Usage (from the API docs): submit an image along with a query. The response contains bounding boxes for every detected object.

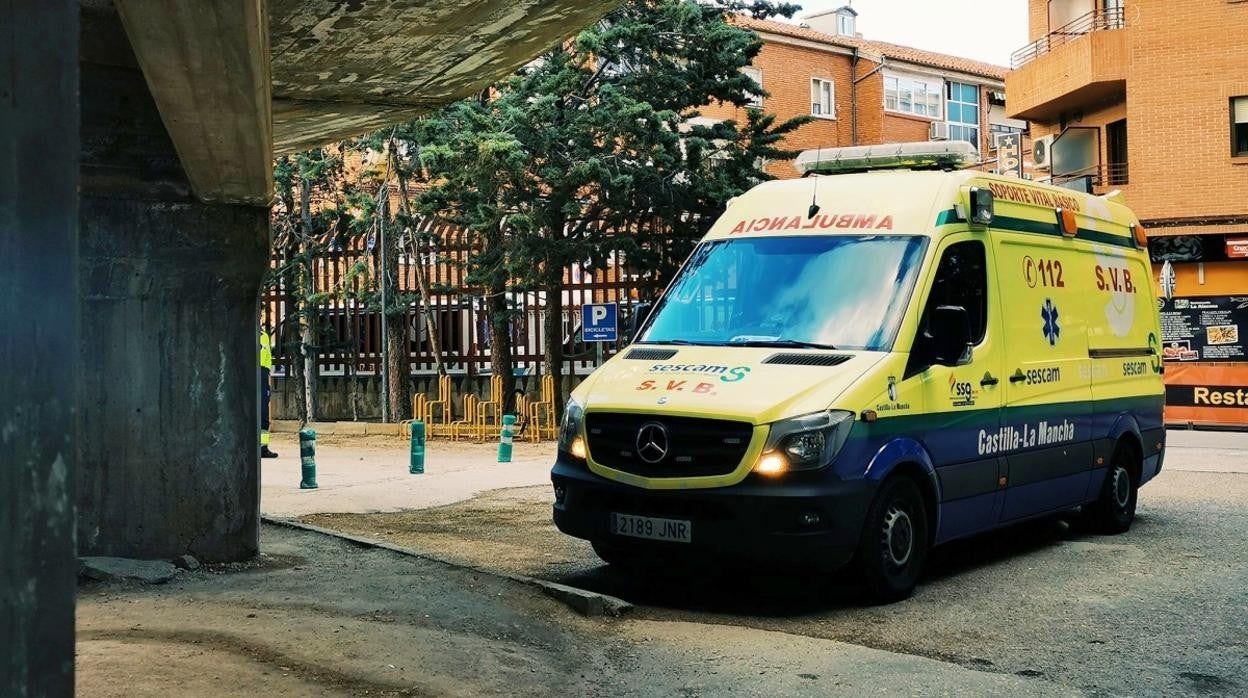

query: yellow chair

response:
[451,393,481,441]
[399,392,429,438]
[421,374,453,438]
[527,375,558,443]
[476,375,503,442]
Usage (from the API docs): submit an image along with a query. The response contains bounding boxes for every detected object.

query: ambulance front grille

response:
[762,353,853,366]
[585,413,753,478]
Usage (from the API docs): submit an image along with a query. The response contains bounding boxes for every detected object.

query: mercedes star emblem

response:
[635,422,670,464]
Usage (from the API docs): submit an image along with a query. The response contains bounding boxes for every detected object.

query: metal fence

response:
[1050,161,1129,189]
[262,217,698,379]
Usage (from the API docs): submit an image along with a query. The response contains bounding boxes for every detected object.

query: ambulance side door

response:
[905,233,1005,542]
[994,234,1095,522]
[1088,245,1167,491]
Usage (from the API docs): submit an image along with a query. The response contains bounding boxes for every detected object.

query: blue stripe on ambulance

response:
[826,395,1163,544]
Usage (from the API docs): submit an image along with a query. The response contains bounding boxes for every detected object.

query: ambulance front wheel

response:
[592,539,653,572]
[855,476,929,604]
[1087,446,1139,534]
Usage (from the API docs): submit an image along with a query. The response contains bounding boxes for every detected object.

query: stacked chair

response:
[526,374,558,443]
[421,374,453,438]
[450,393,481,441]
[398,373,565,443]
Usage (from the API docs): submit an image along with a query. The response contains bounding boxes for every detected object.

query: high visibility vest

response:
[259,330,273,370]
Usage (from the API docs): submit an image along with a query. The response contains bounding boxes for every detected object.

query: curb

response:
[270,420,404,436]
[261,515,632,618]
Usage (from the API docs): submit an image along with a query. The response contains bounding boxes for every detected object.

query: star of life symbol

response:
[1042,298,1061,346]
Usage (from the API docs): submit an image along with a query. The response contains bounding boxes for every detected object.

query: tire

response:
[855,476,929,603]
[1087,446,1138,534]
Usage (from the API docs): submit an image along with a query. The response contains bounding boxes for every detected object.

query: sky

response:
[791,0,1029,67]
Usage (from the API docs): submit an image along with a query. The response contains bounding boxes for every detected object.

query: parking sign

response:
[582,302,618,342]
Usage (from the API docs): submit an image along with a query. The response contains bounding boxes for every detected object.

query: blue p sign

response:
[582,303,618,342]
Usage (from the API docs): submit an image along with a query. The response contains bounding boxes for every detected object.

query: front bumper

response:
[551,456,876,571]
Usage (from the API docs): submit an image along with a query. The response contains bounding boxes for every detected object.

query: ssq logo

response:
[949,375,977,407]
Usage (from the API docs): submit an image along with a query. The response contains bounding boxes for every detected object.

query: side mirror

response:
[626,301,654,343]
[928,305,973,366]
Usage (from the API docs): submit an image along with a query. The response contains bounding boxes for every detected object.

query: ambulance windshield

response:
[638,235,927,352]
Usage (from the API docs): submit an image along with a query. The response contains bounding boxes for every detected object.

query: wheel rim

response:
[882,504,914,568]
[1112,466,1131,509]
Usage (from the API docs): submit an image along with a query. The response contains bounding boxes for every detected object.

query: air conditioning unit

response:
[928,121,950,141]
[1033,134,1055,171]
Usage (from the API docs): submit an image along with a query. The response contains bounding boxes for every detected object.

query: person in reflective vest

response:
[260,327,278,458]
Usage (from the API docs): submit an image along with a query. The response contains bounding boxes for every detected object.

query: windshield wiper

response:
[636,339,725,347]
[727,339,840,350]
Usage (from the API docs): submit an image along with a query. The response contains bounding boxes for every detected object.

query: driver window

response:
[922,240,988,344]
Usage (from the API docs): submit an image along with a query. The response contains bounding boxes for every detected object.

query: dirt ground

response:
[76,524,1060,697]
[302,466,1248,697]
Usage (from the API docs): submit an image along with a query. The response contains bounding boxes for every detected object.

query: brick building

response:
[1007,0,1248,427]
[702,6,1030,179]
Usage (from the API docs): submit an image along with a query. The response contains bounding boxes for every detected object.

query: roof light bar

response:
[795,141,982,175]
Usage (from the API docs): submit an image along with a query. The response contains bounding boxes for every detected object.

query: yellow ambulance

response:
[551,142,1166,601]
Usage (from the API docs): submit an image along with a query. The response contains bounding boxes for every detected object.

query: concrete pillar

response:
[0,1,79,694]
[77,21,269,562]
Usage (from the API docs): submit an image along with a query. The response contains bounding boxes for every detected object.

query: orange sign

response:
[1226,238,1248,258]
[1164,363,1248,427]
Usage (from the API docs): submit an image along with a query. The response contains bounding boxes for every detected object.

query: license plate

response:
[610,513,692,543]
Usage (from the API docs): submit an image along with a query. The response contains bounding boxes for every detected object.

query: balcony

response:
[1050,162,1130,192]
[1005,8,1128,122]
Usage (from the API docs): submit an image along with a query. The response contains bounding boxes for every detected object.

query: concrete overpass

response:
[2,0,615,693]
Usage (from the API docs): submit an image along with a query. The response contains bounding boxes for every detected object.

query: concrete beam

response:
[113,0,273,205]
[1,0,79,694]
[269,0,619,154]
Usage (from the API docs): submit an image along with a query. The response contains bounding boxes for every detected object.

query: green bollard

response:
[498,414,516,463]
[299,428,318,489]
[410,421,425,474]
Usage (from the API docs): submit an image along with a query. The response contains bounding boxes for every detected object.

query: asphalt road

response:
[304,430,1248,697]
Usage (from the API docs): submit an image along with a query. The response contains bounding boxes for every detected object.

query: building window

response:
[837,13,855,36]
[1107,118,1129,184]
[1234,97,1248,157]
[1103,0,1125,29]
[811,78,835,118]
[884,73,942,119]
[946,81,980,148]
[742,67,763,109]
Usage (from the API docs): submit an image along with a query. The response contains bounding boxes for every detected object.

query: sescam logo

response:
[649,364,751,383]
[978,419,1076,456]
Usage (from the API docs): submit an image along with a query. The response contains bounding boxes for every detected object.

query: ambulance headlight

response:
[558,398,587,463]
[756,410,855,474]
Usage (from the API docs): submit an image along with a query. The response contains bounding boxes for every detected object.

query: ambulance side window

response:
[923,241,987,343]
[908,240,988,375]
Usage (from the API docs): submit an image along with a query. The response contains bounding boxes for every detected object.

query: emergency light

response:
[794,141,981,175]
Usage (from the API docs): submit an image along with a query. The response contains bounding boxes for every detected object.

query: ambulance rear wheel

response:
[1088,447,1138,534]
[855,476,929,603]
